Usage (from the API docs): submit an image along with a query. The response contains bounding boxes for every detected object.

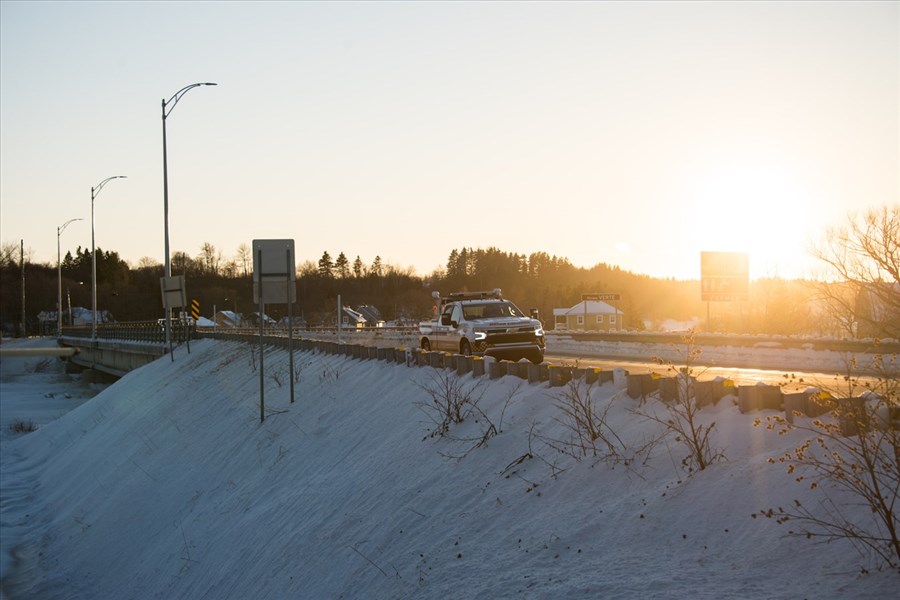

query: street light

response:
[161,82,216,354]
[57,218,82,336]
[91,175,126,339]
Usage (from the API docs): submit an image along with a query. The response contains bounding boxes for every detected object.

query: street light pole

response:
[161,82,216,355]
[57,218,82,336]
[91,176,126,339]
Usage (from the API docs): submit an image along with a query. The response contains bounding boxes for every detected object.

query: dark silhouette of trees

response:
[1,240,859,337]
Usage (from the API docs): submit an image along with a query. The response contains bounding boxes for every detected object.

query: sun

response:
[688,160,816,279]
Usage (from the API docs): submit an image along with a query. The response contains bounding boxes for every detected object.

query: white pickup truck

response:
[419,289,545,364]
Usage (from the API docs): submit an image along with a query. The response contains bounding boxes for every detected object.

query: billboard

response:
[700,251,749,302]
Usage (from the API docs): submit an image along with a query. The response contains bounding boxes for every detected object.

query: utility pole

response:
[20,240,25,337]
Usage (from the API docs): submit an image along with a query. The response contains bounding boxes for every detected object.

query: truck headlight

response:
[534,326,544,337]
[474,331,487,341]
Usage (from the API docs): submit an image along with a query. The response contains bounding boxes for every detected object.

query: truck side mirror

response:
[530,308,540,320]
[450,320,459,328]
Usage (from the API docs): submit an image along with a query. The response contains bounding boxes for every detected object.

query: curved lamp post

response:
[91,175,126,339]
[162,82,216,355]
[57,217,82,336]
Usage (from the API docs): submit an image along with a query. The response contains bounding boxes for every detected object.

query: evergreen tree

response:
[335,252,350,278]
[318,251,334,278]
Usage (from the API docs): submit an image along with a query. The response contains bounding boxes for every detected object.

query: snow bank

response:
[0,339,894,598]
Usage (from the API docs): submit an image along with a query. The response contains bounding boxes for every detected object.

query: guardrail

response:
[62,321,899,356]
[60,322,196,344]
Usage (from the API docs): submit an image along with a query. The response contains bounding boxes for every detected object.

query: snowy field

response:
[0,337,896,599]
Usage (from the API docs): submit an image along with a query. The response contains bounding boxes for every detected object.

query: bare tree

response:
[1,242,20,267]
[811,205,899,339]
[136,256,160,270]
[236,243,252,277]
[198,242,221,275]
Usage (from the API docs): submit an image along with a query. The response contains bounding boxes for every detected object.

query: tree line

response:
[1,206,896,338]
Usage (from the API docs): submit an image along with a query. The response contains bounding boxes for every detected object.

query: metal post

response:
[287,248,295,404]
[259,248,265,423]
[91,188,96,339]
[161,82,216,358]
[20,240,25,338]
[57,228,62,336]
[337,294,342,343]
[162,97,172,357]
[90,176,125,340]
[57,218,81,337]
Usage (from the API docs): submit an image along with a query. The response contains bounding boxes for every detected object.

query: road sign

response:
[700,251,749,302]
[160,276,187,309]
[252,239,296,304]
[582,293,620,301]
[191,299,200,320]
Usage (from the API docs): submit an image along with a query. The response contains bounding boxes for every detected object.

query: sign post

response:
[160,275,189,359]
[253,239,297,422]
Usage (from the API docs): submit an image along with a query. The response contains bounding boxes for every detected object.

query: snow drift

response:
[0,339,895,599]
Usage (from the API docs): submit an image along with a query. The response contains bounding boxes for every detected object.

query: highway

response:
[544,352,868,394]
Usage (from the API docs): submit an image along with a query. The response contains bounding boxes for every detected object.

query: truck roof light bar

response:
[444,289,503,302]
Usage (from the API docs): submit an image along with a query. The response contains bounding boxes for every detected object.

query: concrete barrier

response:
[428,351,444,368]
[783,391,810,424]
[488,360,505,379]
[738,385,782,413]
[472,357,485,377]
[506,361,527,379]
[456,355,472,376]
[626,373,659,399]
[549,365,572,387]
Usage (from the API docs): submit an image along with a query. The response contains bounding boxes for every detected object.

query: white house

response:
[553,300,622,332]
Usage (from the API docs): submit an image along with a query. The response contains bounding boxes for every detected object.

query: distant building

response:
[553,300,622,332]
[341,306,367,329]
[214,310,242,328]
[355,305,385,328]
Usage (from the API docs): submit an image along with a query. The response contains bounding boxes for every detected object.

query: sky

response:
[0,1,897,281]
[1,337,896,598]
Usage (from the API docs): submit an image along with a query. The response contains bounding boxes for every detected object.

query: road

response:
[545,352,877,394]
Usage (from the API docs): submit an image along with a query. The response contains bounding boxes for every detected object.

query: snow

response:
[547,334,883,375]
[0,337,896,599]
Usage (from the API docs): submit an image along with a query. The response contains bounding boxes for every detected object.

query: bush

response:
[9,420,38,433]
[754,351,899,570]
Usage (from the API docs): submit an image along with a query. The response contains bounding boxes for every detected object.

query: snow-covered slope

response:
[1,339,895,599]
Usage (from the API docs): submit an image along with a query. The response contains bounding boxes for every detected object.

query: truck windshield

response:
[463,302,525,320]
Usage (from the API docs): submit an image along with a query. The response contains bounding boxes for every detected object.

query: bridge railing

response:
[61,321,196,344]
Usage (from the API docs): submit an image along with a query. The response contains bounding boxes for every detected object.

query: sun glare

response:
[689,160,815,279]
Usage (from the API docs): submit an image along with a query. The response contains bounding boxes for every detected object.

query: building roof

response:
[342,306,367,324]
[553,300,620,316]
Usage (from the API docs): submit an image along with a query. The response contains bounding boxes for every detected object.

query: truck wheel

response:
[421,339,431,351]
[460,340,472,356]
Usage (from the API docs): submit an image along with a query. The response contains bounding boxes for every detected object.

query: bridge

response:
[55,321,194,378]
[46,322,898,380]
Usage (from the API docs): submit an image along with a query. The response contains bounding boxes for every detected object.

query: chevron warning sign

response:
[191,299,200,320]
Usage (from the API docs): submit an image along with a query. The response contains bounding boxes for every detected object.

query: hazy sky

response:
[1,1,897,280]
